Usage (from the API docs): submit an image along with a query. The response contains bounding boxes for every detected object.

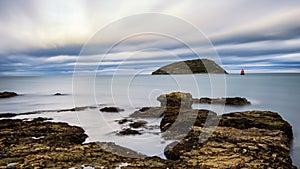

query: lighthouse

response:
[240,69,245,75]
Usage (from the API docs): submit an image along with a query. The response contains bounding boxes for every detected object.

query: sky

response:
[1,0,300,75]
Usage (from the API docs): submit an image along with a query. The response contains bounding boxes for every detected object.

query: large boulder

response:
[157,92,193,109]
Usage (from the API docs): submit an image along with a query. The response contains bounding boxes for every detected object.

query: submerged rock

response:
[115,118,133,124]
[0,91,18,98]
[117,128,142,135]
[129,121,147,128]
[197,97,251,106]
[130,107,163,118]
[0,106,97,118]
[100,107,124,112]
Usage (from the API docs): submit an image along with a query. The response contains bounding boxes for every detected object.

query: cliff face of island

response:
[152,59,228,75]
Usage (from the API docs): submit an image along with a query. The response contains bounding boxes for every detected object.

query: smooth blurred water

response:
[0,74,299,166]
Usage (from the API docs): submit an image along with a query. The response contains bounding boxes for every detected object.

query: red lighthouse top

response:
[240,69,245,75]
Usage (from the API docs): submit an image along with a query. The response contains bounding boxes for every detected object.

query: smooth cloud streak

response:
[0,0,300,75]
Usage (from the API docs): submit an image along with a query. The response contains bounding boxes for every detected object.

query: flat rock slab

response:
[130,107,163,118]
[195,97,251,106]
[167,126,295,169]
[0,118,169,168]
[163,110,296,168]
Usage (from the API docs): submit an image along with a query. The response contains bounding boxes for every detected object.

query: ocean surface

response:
[0,74,299,166]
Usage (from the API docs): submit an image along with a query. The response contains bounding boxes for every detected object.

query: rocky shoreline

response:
[0,92,297,168]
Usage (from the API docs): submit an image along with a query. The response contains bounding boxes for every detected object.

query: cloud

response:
[1,0,300,75]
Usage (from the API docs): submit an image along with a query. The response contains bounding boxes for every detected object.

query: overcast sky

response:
[1,0,300,75]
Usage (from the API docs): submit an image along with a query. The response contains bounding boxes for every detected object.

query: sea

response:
[0,73,299,167]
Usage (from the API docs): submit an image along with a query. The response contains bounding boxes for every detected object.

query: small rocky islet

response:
[100,107,124,113]
[0,92,296,168]
[0,91,18,98]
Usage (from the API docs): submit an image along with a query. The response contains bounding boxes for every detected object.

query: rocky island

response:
[152,59,228,75]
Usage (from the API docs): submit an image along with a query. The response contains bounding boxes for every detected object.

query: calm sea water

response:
[0,74,299,166]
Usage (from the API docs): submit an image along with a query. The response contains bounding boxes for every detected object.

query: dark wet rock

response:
[100,107,124,112]
[167,126,296,169]
[0,91,18,98]
[0,113,17,118]
[196,97,251,106]
[117,128,142,135]
[1,106,97,118]
[152,58,228,75]
[130,92,194,119]
[115,118,133,124]
[157,92,193,109]
[160,108,217,133]
[130,107,163,118]
[163,110,296,168]
[0,118,169,168]
[129,121,147,128]
[57,106,97,112]
[125,91,296,168]
[53,93,69,96]
[31,117,52,122]
[0,118,88,148]
[164,132,202,160]
[219,111,293,140]
[97,142,147,158]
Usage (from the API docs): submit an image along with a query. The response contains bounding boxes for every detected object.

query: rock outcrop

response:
[0,106,97,118]
[0,91,18,98]
[157,92,193,108]
[152,59,228,75]
[1,91,295,168]
[127,91,296,168]
[0,118,169,168]
[196,97,251,106]
[100,107,124,112]
[130,107,163,118]
[166,125,296,168]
